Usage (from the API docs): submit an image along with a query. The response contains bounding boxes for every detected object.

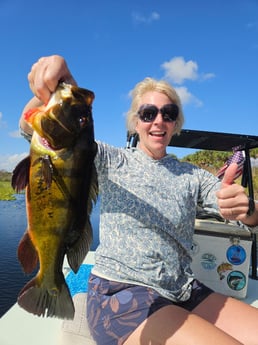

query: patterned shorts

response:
[87,273,213,345]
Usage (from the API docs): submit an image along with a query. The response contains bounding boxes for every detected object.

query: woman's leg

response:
[193,292,258,345]
[123,303,242,345]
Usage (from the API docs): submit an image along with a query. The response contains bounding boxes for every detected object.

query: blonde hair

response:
[126,77,184,136]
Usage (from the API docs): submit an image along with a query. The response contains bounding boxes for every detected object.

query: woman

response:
[20,55,258,345]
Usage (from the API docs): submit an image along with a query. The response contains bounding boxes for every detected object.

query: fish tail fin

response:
[18,231,39,274]
[18,275,75,319]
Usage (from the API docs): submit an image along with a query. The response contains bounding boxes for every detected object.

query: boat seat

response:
[57,292,96,345]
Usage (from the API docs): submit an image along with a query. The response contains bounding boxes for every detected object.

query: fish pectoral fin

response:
[67,219,93,273]
[18,275,75,319]
[11,156,31,192]
[40,155,54,189]
[18,231,38,274]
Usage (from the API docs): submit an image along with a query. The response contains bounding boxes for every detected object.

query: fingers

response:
[220,163,238,188]
[216,180,249,221]
[218,196,249,221]
[28,55,77,104]
[216,162,250,220]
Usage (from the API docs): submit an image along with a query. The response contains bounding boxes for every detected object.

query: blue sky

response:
[0,0,258,171]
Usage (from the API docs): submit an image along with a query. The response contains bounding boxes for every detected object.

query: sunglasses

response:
[137,103,179,123]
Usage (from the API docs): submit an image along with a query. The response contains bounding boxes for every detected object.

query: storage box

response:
[191,219,252,299]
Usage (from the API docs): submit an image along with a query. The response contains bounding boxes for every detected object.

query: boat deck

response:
[1,251,258,345]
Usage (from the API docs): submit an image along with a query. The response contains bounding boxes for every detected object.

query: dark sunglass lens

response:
[161,104,179,122]
[139,105,158,122]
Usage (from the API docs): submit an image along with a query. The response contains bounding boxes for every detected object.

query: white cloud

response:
[0,153,28,172]
[132,11,160,24]
[201,72,215,81]
[160,56,215,107]
[175,86,203,107]
[9,130,22,138]
[161,56,215,85]
[161,57,198,84]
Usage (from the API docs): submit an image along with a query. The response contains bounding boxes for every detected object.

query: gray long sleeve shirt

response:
[92,142,220,302]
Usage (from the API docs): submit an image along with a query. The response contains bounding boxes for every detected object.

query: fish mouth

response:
[35,134,55,152]
[37,133,69,152]
[40,137,53,150]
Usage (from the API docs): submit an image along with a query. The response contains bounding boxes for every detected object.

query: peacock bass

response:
[12,83,98,319]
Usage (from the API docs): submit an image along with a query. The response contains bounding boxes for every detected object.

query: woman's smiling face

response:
[135,91,177,160]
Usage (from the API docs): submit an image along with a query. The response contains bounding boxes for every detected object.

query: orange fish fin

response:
[24,108,39,121]
[24,107,45,124]
[18,275,75,319]
[67,219,93,273]
[11,156,30,192]
[17,231,38,274]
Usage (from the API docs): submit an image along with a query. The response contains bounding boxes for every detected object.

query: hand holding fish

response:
[28,55,77,104]
[20,56,78,137]
[216,163,256,222]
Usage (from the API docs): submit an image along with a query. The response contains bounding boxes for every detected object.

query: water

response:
[0,195,100,318]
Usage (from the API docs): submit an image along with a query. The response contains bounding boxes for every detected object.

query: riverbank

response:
[0,181,16,200]
[0,170,17,201]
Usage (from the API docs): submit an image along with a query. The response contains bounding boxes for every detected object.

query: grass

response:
[0,181,16,200]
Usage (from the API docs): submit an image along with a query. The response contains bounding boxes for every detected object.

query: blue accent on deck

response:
[66,264,93,297]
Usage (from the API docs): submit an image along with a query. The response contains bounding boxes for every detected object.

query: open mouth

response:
[149,131,166,137]
[39,137,54,150]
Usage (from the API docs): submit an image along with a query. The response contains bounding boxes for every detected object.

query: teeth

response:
[40,137,53,150]
[150,131,165,136]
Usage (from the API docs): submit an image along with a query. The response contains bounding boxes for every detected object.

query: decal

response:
[226,245,246,265]
[200,253,217,270]
[227,271,246,291]
[217,262,233,280]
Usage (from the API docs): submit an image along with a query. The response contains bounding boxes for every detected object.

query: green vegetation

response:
[0,180,16,200]
[0,170,19,200]
[0,170,12,182]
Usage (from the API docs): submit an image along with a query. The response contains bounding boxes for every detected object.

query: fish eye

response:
[79,116,87,127]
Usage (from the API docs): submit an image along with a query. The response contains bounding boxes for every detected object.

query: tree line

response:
[181,148,258,199]
[0,170,12,182]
